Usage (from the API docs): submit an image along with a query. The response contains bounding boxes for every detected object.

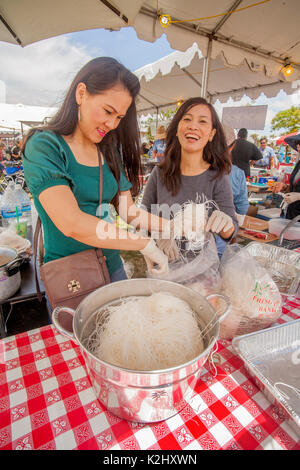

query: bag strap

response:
[34,146,104,299]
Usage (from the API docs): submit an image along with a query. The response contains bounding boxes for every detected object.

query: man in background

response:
[231,128,262,178]
[11,139,22,161]
[254,137,276,169]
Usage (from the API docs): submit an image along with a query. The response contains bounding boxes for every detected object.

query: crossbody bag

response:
[34,147,110,310]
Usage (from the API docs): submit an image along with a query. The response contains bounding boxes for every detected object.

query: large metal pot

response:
[0,245,24,300]
[52,279,231,423]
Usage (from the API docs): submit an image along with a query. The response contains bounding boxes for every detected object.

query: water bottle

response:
[0,182,22,228]
[14,184,32,226]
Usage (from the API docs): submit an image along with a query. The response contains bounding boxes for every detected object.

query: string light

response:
[159,14,171,27]
[176,100,183,107]
[157,0,271,28]
[282,64,294,77]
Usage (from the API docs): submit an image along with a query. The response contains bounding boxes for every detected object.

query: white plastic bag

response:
[149,232,221,297]
[219,244,282,339]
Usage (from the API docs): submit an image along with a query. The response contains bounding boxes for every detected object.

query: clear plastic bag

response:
[219,244,282,339]
[149,232,221,297]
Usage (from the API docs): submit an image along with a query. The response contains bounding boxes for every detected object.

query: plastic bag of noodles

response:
[219,244,282,339]
[148,231,221,298]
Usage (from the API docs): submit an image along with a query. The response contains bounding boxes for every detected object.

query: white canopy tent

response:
[135,42,300,116]
[0,103,57,136]
[1,0,300,100]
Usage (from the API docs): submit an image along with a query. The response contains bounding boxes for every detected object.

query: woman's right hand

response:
[140,238,169,275]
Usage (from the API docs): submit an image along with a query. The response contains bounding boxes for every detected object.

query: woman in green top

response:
[22,57,172,282]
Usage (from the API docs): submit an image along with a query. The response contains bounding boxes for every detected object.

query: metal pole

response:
[201,37,213,99]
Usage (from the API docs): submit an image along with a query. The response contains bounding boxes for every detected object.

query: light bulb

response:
[282,64,294,77]
[159,14,171,27]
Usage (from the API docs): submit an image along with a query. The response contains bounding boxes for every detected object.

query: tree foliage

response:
[271,106,300,134]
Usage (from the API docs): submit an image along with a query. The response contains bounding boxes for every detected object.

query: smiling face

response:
[76,83,132,144]
[176,104,216,156]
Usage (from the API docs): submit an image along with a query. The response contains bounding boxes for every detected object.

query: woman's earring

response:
[78,106,81,121]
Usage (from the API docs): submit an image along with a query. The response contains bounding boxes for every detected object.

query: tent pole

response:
[201,37,213,99]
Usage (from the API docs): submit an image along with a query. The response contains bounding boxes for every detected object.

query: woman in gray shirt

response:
[142,97,238,257]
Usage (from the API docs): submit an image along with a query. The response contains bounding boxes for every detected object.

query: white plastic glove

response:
[205,210,234,234]
[140,238,169,275]
[156,238,180,262]
[284,192,300,204]
[235,212,246,227]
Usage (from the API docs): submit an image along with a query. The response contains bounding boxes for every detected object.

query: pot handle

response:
[4,255,26,276]
[205,293,231,323]
[52,306,76,341]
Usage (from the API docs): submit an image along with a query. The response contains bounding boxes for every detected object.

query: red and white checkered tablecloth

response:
[0,297,299,451]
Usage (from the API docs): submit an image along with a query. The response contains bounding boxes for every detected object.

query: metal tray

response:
[232,320,300,438]
[244,242,300,296]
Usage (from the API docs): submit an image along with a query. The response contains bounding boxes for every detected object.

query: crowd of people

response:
[0,138,22,166]
[18,56,299,313]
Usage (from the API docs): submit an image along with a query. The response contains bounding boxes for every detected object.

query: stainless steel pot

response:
[0,245,24,300]
[52,279,231,423]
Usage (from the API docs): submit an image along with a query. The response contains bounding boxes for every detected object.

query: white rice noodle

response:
[172,197,218,252]
[88,292,204,371]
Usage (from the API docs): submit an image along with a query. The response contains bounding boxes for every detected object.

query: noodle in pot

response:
[86,292,204,370]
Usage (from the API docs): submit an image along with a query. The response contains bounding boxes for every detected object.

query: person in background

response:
[272,141,300,219]
[0,142,5,172]
[278,144,285,163]
[152,125,167,163]
[11,139,22,161]
[147,140,154,158]
[142,97,238,260]
[215,126,249,257]
[231,128,262,177]
[141,142,149,155]
[0,141,4,162]
[254,137,276,169]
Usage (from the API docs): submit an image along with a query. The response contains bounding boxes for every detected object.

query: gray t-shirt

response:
[142,166,238,236]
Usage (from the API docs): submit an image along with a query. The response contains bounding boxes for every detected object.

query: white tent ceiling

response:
[0,0,144,46]
[135,42,300,115]
[134,0,300,80]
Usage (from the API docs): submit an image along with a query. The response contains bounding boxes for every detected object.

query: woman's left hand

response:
[284,192,300,204]
[205,210,234,234]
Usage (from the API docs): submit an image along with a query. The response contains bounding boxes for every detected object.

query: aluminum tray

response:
[232,320,300,438]
[244,242,300,296]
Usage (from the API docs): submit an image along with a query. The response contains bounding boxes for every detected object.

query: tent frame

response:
[140,0,300,97]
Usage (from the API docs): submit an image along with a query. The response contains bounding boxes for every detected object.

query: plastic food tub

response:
[268,218,300,240]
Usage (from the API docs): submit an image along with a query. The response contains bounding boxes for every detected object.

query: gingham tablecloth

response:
[0,297,299,451]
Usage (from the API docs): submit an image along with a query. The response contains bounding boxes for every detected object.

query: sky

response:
[0,26,299,137]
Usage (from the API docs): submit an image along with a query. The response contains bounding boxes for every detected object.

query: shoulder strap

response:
[34,146,104,299]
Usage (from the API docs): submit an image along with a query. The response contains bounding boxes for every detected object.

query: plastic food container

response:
[268,218,300,240]
[258,208,282,219]
[232,320,300,438]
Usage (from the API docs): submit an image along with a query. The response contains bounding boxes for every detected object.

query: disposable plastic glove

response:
[205,210,234,234]
[156,238,180,262]
[140,238,169,275]
[284,192,300,204]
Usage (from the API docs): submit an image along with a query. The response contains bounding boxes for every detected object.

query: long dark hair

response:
[160,97,231,196]
[22,57,141,197]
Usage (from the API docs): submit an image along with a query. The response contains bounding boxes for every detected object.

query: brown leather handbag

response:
[34,147,110,310]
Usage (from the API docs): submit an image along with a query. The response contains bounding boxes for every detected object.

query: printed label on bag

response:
[252,281,281,317]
